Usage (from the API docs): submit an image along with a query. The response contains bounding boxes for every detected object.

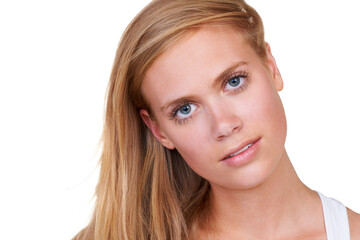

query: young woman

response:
[74,0,360,239]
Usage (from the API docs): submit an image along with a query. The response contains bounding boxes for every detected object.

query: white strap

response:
[317,191,350,240]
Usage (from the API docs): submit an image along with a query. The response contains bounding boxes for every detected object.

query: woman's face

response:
[140,25,287,190]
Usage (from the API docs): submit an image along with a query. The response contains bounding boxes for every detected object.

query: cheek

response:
[169,124,210,160]
[162,122,213,173]
[243,79,287,139]
[259,87,287,143]
[172,141,211,179]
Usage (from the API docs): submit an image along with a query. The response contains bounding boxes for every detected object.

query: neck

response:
[202,150,322,239]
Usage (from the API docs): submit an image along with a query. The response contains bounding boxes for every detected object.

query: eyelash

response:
[169,71,251,125]
[223,71,250,94]
[174,115,191,125]
[169,103,195,125]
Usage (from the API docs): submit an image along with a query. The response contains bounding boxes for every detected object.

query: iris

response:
[179,104,191,115]
[229,77,241,87]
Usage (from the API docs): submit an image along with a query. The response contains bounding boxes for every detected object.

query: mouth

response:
[222,138,260,160]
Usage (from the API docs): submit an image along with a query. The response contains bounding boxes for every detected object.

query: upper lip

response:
[221,138,260,160]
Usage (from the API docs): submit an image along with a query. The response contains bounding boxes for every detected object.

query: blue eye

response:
[175,103,197,119]
[224,75,246,91]
[229,77,241,86]
[179,104,191,114]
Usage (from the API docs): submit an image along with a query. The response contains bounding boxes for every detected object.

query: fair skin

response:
[140,25,360,239]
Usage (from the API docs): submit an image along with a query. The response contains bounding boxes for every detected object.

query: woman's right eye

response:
[173,103,198,120]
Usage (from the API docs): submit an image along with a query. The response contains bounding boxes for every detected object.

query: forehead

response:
[141,25,258,112]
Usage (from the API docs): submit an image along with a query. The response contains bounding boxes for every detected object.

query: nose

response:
[209,101,243,140]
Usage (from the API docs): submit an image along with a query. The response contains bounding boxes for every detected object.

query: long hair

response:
[74,0,266,239]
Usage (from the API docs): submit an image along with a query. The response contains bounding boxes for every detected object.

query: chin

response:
[221,155,283,191]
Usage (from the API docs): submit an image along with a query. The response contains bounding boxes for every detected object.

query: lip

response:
[221,138,261,167]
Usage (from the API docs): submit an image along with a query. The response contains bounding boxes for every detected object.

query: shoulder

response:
[347,207,360,240]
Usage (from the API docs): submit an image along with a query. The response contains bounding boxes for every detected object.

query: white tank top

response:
[317,191,350,239]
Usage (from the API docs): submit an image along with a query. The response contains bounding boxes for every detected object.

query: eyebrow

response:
[159,60,248,112]
[212,60,248,88]
[160,95,197,112]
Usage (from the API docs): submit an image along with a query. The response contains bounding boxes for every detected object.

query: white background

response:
[0,0,359,239]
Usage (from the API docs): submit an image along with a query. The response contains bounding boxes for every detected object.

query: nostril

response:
[216,133,227,141]
[232,125,241,134]
[213,116,242,140]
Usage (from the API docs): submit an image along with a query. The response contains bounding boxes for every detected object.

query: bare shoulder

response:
[347,207,360,240]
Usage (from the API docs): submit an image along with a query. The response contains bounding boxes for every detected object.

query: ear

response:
[139,109,175,149]
[265,43,283,91]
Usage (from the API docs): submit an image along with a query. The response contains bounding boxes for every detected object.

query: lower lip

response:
[221,138,261,167]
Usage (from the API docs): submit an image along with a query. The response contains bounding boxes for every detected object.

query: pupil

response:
[180,104,191,114]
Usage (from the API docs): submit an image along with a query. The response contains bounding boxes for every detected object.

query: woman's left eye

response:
[224,75,246,91]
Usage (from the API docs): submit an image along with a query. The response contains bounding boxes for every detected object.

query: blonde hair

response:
[74,0,265,239]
